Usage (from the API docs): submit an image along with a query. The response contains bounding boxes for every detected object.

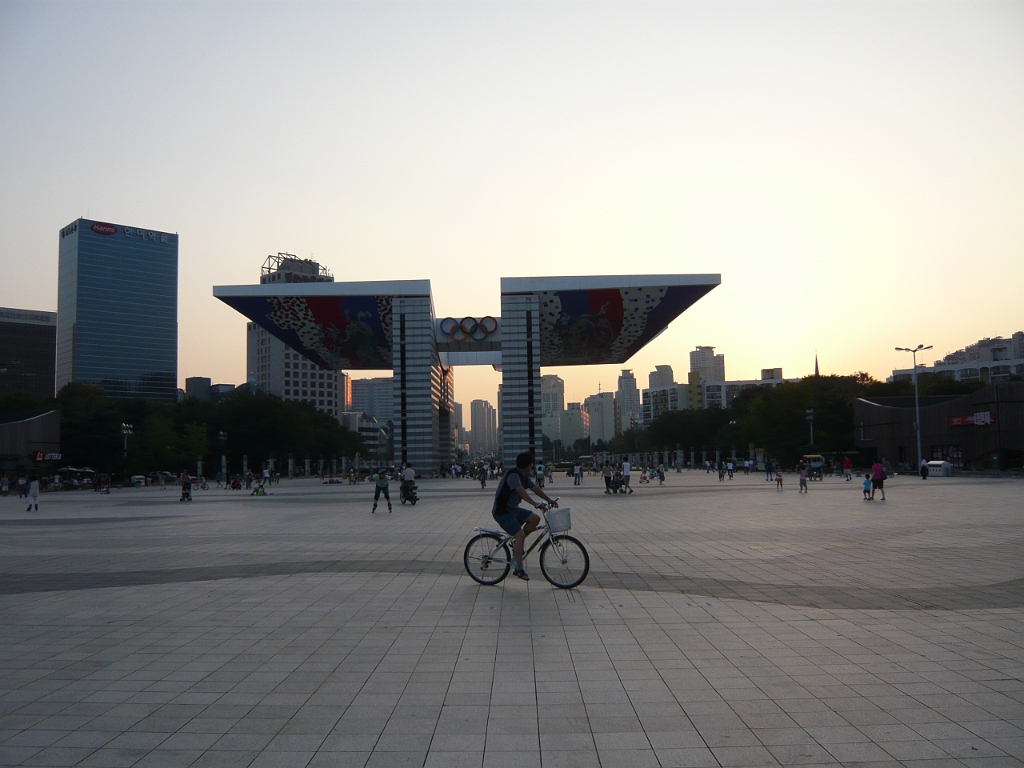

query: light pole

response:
[121,423,133,458]
[895,344,933,471]
[805,410,814,446]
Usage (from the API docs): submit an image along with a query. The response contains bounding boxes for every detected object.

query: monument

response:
[213,274,720,468]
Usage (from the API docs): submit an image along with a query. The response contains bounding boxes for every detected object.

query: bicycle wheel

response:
[464,533,511,585]
[539,535,590,588]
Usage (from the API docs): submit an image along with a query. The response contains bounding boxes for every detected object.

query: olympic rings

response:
[440,316,498,343]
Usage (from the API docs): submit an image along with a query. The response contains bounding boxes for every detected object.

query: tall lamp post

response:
[895,344,933,471]
[121,423,133,458]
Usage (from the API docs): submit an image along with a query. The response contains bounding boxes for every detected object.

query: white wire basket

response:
[545,507,571,532]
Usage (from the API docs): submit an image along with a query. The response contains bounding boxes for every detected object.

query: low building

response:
[0,307,57,402]
[0,410,61,474]
[891,332,1024,384]
[854,381,1024,470]
[339,412,383,458]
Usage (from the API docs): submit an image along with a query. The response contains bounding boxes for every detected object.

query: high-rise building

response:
[890,330,1024,384]
[57,219,178,401]
[185,377,212,401]
[0,307,56,401]
[352,377,394,424]
[616,369,641,433]
[584,392,616,445]
[541,374,565,441]
[247,255,350,418]
[648,365,674,389]
[689,346,725,383]
[559,402,590,447]
[642,384,682,428]
[470,399,497,454]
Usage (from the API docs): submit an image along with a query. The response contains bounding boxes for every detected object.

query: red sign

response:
[91,223,118,235]
[31,452,62,462]
[950,411,996,427]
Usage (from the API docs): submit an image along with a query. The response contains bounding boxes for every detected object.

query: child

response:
[863,473,872,500]
[798,467,808,493]
[372,469,392,513]
[775,467,784,490]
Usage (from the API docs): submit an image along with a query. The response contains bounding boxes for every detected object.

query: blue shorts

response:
[493,507,533,536]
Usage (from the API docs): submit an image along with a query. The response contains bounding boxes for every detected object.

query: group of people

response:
[1,475,41,511]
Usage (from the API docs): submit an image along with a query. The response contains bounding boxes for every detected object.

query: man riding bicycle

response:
[492,451,559,581]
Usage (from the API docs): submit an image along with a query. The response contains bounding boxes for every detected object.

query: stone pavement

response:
[1,471,1023,768]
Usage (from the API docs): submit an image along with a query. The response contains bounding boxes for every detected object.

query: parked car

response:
[148,471,177,486]
[129,475,147,487]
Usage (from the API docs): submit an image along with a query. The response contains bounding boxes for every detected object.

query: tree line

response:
[554,373,986,465]
[0,384,364,477]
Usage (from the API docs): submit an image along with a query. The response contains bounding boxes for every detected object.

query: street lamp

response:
[895,344,933,472]
[121,423,133,458]
[805,410,814,446]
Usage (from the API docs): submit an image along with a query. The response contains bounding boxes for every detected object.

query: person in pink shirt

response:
[870,460,886,501]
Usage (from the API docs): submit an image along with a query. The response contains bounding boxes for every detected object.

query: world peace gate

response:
[213,275,720,469]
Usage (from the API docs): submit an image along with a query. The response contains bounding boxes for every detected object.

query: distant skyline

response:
[2,1,1021,409]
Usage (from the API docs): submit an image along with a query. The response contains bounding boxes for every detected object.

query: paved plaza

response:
[1,471,1023,768]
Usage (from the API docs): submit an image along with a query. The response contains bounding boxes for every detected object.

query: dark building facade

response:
[56,219,178,401]
[854,382,1024,470]
[0,307,56,402]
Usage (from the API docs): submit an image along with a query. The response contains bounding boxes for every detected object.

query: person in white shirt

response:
[26,477,40,512]
[621,460,633,494]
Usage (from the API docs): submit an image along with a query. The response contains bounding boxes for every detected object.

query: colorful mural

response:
[219,294,393,370]
[535,284,716,366]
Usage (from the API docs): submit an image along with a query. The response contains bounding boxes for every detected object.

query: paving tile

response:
[2,477,1024,768]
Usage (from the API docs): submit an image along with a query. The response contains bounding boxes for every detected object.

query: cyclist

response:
[492,451,559,581]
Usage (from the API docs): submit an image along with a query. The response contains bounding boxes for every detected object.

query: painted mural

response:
[219,295,393,369]
[536,284,715,366]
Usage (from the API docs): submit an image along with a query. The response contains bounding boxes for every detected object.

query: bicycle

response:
[463,500,590,588]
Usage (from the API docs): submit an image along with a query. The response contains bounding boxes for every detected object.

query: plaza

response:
[1,473,1023,768]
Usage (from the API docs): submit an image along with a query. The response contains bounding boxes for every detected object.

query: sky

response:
[1,1,1022,415]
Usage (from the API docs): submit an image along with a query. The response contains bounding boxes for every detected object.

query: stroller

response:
[180,482,192,502]
[610,471,624,494]
[230,477,242,490]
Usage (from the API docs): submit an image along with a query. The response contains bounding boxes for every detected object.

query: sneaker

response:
[372,504,377,513]
[513,566,530,581]
[387,504,392,513]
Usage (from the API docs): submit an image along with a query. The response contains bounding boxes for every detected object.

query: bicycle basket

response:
[545,507,571,532]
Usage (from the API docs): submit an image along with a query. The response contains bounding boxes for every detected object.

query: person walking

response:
[775,466,784,490]
[863,473,873,500]
[870,460,886,501]
[798,466,808,493]
[16,474,27,499]
[26,476,40,512]
[920,458,929,480]
[622,459,633,493]
[573,463,582,486]
[765,459,774,481]
[843,456,853,482]
[602,462,613,494]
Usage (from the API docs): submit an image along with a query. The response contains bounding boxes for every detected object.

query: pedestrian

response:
[26,476,39,512]
[727,460,734,479]
[775,466,784,490]
[798,466,808,493]
[870,459,886,501]
[372,469,392,513]
[622,459,633,493]
[0,475,7,496]
[843,455,853,482]
[17,474,27,498]
[718,461,725,481]
[573,463,582,485]
[920,458,929,480]
[602,462,613,494]
[765,460,774,482]
[658,463,665,485]
[862,473,873,500]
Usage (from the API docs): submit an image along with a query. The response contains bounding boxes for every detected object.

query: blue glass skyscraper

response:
[56,219,178,401]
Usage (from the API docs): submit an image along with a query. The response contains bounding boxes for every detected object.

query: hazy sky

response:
[2,1,1022,415]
